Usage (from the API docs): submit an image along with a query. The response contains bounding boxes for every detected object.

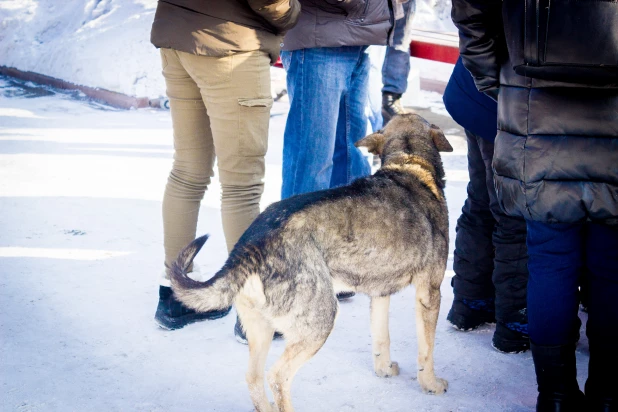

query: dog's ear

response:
[355,132,386,155]
[429,125,453,152]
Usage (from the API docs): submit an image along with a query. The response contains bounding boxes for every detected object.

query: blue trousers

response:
[280,47,372,199]
[382,0,416,95]
[526,221,618,350]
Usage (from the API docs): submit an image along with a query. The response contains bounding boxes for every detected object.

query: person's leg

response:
[448,131,496,330]
[476,136,530,352]
[180,50,272,253]
[180,50,273,341]
[526,221,585,410]
[281,47,359,199]
[381,0,416,124]
[331,46,372,188]
[527,221,582,345]
[156,48,230,329]
[161,49,216,274]
[366,46,387,133]
[585,222,618,410]
[382,0,415,96]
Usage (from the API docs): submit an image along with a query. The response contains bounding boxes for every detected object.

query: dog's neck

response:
[382,153,443,200]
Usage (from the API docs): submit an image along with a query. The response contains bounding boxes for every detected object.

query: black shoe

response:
[234,317,249,344]
[531,342,587,412]
[154,286,231,330]
[336,291,355,301]
[382,92,408,125]
[537,390,587,412]
[234,316,283,345]
[447,298,496,331]
[492,322,530,354]
[586,386,614,412]
[586,347,617,411]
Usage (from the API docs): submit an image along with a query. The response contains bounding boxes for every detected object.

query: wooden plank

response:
[420,78,447,94]
[0,66,150,109]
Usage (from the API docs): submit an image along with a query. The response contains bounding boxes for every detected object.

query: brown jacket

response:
[150,0,301,63]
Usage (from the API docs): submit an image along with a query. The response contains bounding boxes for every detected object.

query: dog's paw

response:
[374,361,400,378]
[255,402,279,412]
[418,373,448,395]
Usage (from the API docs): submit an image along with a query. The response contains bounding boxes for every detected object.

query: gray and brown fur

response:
[170,114,453,412]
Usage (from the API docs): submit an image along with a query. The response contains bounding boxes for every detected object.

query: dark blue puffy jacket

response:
[443,57,497,142]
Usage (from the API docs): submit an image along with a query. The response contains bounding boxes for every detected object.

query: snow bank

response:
[415,0,457,33]
[0,0,455,98]
[0,0,164,97]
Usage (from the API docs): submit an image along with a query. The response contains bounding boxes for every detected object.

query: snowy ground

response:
[0,76,592,412]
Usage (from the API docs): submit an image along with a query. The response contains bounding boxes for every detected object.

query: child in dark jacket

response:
[443,57,529,353]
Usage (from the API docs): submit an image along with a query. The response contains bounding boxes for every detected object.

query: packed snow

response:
[0,74,592,412]
[0,1,591,412]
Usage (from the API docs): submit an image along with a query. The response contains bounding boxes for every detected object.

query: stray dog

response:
[170,113,453,412]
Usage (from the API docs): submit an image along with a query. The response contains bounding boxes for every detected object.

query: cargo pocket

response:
[237,97,273,158]
[238,97,273,110]
[160,49,169,70]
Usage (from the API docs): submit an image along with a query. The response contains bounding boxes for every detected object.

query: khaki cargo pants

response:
[160,48,272,279]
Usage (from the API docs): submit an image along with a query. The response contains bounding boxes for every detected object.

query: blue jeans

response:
[526,221,618,349]
[382,0,416,95]
[281,47,372,199]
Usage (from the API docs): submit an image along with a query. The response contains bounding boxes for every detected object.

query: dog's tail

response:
[169,235,241,313]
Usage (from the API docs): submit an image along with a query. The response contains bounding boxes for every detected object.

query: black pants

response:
[452,131,528,324]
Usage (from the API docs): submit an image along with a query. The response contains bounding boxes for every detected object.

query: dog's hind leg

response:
[371,295,399,377]
[267,291,336,412]
[413,272,448,395]
[267,335,329,412]
[238,303,276,412]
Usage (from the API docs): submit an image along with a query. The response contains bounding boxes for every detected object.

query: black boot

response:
[531,342,587,412]
[336,291,355,301]
[492,321,530,354]
[154,285,231,330]
[234,316,283,345]
[585,347,617,411]
[381,92,408,125]
[492,308,530,354]
[447,297,496,331]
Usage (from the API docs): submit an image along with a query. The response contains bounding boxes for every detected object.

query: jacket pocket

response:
[360,0,370,21]
[507,0,618,85]
[314,0,364,15]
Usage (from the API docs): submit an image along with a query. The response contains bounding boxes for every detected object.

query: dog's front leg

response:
[413,277,448,395]
[370,295,399,377]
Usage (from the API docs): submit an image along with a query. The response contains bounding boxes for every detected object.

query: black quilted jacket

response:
[452,0,618,224]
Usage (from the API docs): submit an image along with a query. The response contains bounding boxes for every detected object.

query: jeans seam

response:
[292,49,305,196]
[343,91,351,184]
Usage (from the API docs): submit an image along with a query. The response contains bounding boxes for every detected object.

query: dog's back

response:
[224,169,447,301]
